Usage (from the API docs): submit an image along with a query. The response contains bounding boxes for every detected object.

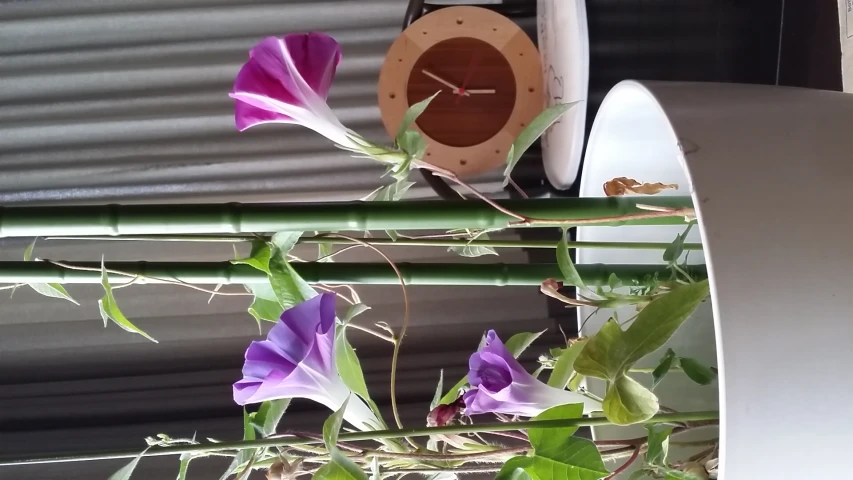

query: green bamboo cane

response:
[0,261,706,286]
[45,235,704,251]
[0,197,693,237]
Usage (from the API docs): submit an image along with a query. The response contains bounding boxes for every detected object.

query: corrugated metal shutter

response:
[0,0,505,205]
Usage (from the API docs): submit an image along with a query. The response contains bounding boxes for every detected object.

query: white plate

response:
[537,0,589,190]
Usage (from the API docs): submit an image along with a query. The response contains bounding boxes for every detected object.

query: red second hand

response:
[455,53,478,105]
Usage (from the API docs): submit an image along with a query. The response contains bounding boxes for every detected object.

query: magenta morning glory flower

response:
[230,33,360,150]
[463,330,601,417]
[233,293,382,431]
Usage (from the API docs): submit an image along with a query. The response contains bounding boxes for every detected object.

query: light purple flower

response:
[230,33,359,149]
[233,293,380,431]
[464,330,600,417]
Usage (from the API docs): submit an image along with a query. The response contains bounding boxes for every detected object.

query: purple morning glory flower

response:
[233,293,380,431]
[230,33,359,150]
[464,330,601,417]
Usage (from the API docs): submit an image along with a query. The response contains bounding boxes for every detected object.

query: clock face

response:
[406,38,517,148]
[378,6,543,176]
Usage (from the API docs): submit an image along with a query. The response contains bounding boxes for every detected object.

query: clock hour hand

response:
[421,70,470,96]
[465,89,496,94]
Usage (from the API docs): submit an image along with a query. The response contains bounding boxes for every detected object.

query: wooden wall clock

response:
[378,6,544,177]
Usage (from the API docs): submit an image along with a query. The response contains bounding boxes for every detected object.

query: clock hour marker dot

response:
[460,159,467,166]
[456,17,463,25]
[426,152,432,157]
[528,87,535,93]
[389,93,396,99]
[495,149,500,154]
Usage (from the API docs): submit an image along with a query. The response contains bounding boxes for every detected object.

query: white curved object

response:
[537,0,589,190]
[578,80,853,478]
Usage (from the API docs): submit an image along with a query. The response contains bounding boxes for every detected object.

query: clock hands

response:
[421,70,470,96]
[465,89,496,94]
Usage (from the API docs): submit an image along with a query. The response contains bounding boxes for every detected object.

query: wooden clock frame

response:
[378,6,544,176]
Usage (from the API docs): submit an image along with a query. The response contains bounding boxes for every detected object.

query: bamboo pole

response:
[0,197,693,237]
[0,262,707,286]
[44,235,704,251]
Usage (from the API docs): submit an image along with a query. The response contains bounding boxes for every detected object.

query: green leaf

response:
[370,456,381,480]
[334,326,371,404]
[603,376,660,425]
[218,457,240,480]
[231,239,272,274]
[556,229,589,293]
[448,232,498,258]
[496,457,537,480]
[568,373,584,392]
[504,329,547,357]
[314,398,370,480]
[99,261,157,343]
[678,357,717,385]
[430,369,444,410]
[645,425,673,467]
[575,281,710,381]
[268,249,317,309]
[247,296,283,323]
[663,223,694,265]
[621,280,709,365]
[547,339,587,389]
[271,231,303,254]
[28,282,79,305]
[236,408,256,465]
[344,303,371,323]
[22,238,79,305]
[396,91,439,142]
[252,399,291,437]
[335,326,383,427]
[628,471,650,480]
[363,180,415,202]
[437,377,468,406]
[439,329,545,405]
[504,103,575,183]
[397,130,426,159]
[527,403,584,450]
[523,404,608,480]
[652,349,677,389]
[607,273,623,290]
[24,237,37,261]
[664,471,706,480]
[176,453,192,480]
[108,448,150,480]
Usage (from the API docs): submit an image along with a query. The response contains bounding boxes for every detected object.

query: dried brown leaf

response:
[603,177,678,196]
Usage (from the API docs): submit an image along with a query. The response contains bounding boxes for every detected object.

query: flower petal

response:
[280,33,341,100]
[234,101,294,131]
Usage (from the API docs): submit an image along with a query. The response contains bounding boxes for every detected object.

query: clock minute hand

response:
[421,70,470,96]
[465,89,496,94]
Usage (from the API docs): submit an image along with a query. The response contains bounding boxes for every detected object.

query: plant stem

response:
[604,447,640,480]
[383,467,500,475]
[0,412,718,466]
[46,235,703,251]
[0,197,694,238]
[0,261,707,286]
[361,445,528,461]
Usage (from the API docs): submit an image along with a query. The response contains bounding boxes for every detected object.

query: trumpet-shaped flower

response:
[233,293,381,431]
[464,330,601,417]
[230,33,360,150]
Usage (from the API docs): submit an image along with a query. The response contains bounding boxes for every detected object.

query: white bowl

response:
[577,81,853,479]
